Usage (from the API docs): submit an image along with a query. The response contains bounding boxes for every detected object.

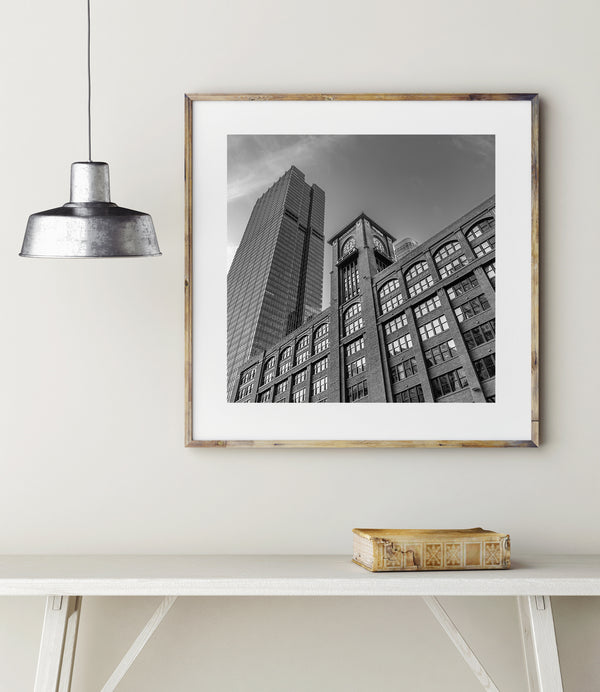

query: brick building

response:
[231,174,495,404]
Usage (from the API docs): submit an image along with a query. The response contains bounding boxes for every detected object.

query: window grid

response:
[312,376,328,396]
[431,367,469,399]
[387,333,413,356]
[379,279,400,298]
[484,262,496,286]
[466,218,494,243]
[473,238,495,258]
[346,380,368,402]
[454,294,491,323]
[419,315,449,341]
[292,388,306,403]
[380,293,403,314]
[405,261,428,283]
[424,339,458,367]
[438,255,468,279]
[295,350,309,366]
[314,323,329,340]
[313,357,328,374]
[463,319,496,349]
[341,236,356,257]
[237,383,253,400]
[240,368,256,386]
[345,337,365,357]
[390,357,418,383]
[383,313,408,336]
[394,384,424,403]
[296,335,309,350]
[434,241,461,263]
[474,353,496,380]
[262,371,274,385]
[264,357,276,371]
[414,294,442,319]
[346,356,367,378]
[259,390,272,403]
[314,338,330,354]
[408,275,434,298]
[278,361,291,376]
[293,370,307,386]
[447,274,479,300]
[276,381,288,395]
[280,346,292,361]
[341,259,360,302]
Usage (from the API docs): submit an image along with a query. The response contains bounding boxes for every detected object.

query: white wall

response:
[0,0,599,690]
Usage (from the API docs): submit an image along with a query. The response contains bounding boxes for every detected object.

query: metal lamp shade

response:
[20,162,161,258]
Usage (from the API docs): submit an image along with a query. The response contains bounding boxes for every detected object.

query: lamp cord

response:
[87,0,92,161]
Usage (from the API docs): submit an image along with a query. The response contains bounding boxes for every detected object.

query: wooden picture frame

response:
[185,93,539,448]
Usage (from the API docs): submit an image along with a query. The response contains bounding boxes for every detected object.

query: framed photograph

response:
[185,94,539,448]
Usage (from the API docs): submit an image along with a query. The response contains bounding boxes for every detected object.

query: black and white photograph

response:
[186,94,536,446]
[227,134,496,404]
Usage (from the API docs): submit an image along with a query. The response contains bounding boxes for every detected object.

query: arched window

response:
[314,323,328,340]
[264,356,275,371]
[434,241,461,263]
[280,346,292,361]
[341,236,356,257]
[296,335,309,351]
[343,302,363,336]
[466,217,495,243]
[405,260,428,283]
[373,236,386,255]
[378,278,400,299]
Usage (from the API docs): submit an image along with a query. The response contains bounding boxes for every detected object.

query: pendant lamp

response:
[20,1,160,258]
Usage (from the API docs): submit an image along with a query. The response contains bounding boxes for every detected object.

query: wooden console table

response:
[1,554,598,692]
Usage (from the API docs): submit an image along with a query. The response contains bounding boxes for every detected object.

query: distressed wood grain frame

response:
[184,93,539,448]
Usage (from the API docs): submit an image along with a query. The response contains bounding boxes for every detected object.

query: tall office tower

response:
[227,166,325,401]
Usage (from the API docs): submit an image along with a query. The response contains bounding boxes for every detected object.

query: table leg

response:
[518,595,564,692]
[34,595,82,692]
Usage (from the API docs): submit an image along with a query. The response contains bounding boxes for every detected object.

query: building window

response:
[276,381,288,396]
[466,217,494,243]
[345,336,364,357]
[258,389,272,402]
[312,376,328,397]
[390,357,418,383]
[280,346,292,361]
[387,333,413,356]
[434,240,461,263]
[294,370,307,386]
[419,315,449,341]
[239,367,256,386]
[343,302,363,336]
[454,294,491,323]
[405,260,428,283]
[295,350,309,366]
[262,371,274,385]
[347,356,366,378]
[264,356,276,371]
[447,273,479,300]
[380,293,403,314]
[296,335,309,350]
[394,384,424,403]
[313,337,330,354]
[292,388,306,403]
[424,339,458,367]
[431,367,469,399]
[414,294,441,319]
[341,236,356,257]
[474,354,496,380]
[484,262,496,286]
[373,236,387,255]
[379,278,400,298]
[278,361,291,375]
[314,323,329,340]
[383,313,408,336]
[346,379,368,402]
[438,254,468,279]
[473,238,495,258]
[408,275,434,298]
[463,319,496,349]
[236,383,253,400]
[341,258,360,302]
[313,357,328,374]
[375,255,390,273]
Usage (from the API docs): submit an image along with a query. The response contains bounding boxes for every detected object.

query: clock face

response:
[373,236,386,254]
[341,236,356,256]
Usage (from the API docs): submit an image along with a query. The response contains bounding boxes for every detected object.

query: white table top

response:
[0,555,599,596]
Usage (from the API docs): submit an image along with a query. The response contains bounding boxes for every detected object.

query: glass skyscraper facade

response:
[227,166,325,401]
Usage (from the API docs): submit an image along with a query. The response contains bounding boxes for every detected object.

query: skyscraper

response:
[227,166,325,401]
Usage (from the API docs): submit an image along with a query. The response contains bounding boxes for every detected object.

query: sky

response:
[228,134,494,307]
